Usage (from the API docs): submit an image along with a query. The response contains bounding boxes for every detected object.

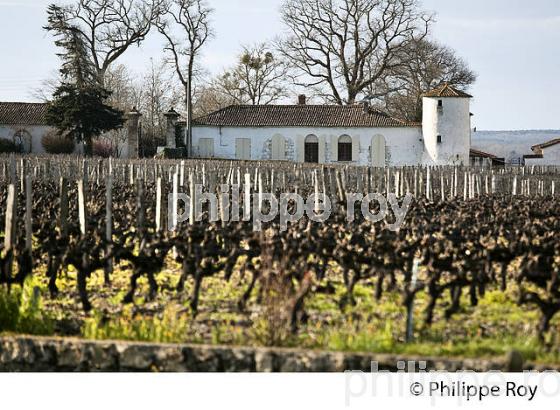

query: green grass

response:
[2,259,559,365]
[297,284,560,363]
[0,275,54,336]
[82,305,192,344]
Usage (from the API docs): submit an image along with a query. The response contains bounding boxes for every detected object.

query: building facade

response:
[0,102,53,154]
[191,84,473,167]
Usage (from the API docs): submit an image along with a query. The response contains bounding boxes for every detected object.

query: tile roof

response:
[531,138,560,154]
[0,102,49,125]
[422,83,473,98]
[470,148,498,159]
[192,104,419,128]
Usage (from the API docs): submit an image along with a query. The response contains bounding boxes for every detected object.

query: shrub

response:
[41,130,76,154]
[93,139,114,158]
[0,138,21,154]
[140,134,165,158]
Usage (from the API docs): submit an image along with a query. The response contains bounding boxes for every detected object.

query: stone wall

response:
[0,335,556,372]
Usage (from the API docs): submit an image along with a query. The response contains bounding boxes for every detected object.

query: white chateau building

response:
[191,83,474,166]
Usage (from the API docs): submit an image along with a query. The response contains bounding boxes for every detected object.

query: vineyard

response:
[1,156,560,363]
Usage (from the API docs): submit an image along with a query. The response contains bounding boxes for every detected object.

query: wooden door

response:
[199,138,214,158]
[236,138,251,160]
[271,135,286,160]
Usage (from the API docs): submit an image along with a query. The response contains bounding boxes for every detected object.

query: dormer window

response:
[437,135,442,144]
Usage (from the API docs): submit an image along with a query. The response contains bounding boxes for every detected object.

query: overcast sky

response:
[0,0,559,130]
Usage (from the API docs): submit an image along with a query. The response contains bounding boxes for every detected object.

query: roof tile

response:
[193,105,419,128]
[0,102,49,125]
[531,138,560,154]
[470,148,497,159]
[422,83,472,98]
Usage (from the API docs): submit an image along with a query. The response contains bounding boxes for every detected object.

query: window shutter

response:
[318,136,326,163]
[297,135,305,163]
[331,135,338,162]
[272,135,286,160]
[352,136,360,162]
[371,135,386,167]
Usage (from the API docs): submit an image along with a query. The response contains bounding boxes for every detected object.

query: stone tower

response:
[422,83,472,166]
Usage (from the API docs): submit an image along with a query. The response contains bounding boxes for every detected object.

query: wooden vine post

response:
[105,175,113,282]
[155,177,163,232]
[58,178,69,239]
[77,179,87,236]
[3,183,17,281]
[25,175,32,252]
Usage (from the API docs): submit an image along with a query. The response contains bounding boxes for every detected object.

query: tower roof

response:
[423,83,473,98]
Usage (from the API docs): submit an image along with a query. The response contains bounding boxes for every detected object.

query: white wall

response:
[0,125,53,154]
[192,125,424,166]
[422,97,471,165]
[525,144,560,166]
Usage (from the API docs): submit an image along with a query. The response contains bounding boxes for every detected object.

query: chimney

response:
[361,100,370,114]
[298,94,306,105]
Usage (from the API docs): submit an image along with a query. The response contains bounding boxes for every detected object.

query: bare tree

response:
[157,0,213,156]
[45,0,165,85]
[101,64,138,156]
[138,59,184,155]
[100,61,183,157]
[30,72,60,102]
[192,82,235,117]
[214,43,290,105]
[279,0,432,105]
[370,40,477,121]
[104,64,139,110]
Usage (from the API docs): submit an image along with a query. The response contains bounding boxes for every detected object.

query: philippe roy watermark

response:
[168,184,413,232]
[345,361,560,406]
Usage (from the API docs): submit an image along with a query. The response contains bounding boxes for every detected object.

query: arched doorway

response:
[304,134,319,163]
[13,129,32,153]
[371,134,386,167]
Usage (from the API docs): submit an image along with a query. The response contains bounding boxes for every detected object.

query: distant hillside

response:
[472,130,560,163]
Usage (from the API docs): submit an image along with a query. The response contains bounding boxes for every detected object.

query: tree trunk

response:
[83,135,93,156]
[186,62,194,158]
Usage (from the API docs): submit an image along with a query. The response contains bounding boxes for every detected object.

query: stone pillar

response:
[126,107,142,159]
[164,108,180,148]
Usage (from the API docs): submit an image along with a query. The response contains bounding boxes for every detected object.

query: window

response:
[437,135,442,144]
[338,135,352,161]
[438,100,443,107]
[304,135,319,163]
